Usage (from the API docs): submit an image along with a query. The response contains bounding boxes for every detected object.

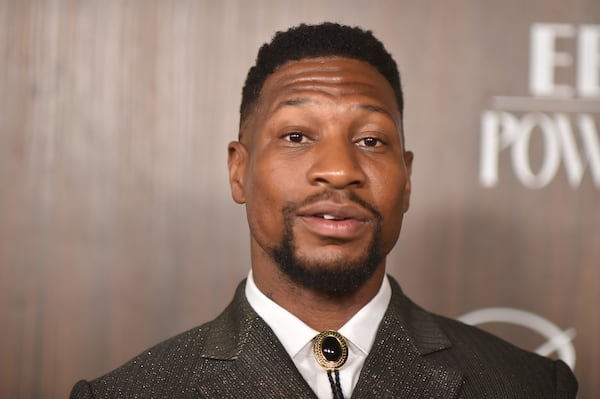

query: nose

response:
[307,140,366,189]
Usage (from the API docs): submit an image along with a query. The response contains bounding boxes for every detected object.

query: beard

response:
[269,191,384,298]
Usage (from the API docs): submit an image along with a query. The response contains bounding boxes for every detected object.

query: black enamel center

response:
[322,336,342,361]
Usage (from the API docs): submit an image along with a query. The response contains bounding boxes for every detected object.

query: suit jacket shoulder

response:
[70,281,316,399]
[359,277,578,398]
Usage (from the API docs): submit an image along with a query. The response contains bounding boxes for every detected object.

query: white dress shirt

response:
[245,270,391,399]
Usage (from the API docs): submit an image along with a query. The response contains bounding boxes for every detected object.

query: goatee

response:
[270,191,384,297]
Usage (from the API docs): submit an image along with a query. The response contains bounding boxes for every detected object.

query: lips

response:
[297,202,373,239]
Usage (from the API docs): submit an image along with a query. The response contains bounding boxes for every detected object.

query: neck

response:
[252,257,386,331]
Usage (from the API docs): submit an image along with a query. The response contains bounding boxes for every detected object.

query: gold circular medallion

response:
[312,330,348,371]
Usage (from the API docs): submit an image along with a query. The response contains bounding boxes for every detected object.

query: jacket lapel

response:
[194,281,317,399]
[351,278,463,399]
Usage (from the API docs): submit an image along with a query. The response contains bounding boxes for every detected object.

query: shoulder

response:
[70,281,250,399]
[430,313,578,398]
[431,311,560,368]
[70,322,214,399]
[385,277,577,397]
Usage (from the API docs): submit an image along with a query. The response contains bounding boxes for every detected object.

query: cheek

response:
[369,167,409,248]
[248,159,294,205]
[244,159,297,243]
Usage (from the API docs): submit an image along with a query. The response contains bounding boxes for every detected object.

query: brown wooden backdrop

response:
[1,1,598,398]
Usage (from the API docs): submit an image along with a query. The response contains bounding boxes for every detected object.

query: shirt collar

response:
[245,270,391,358]
[339,276,391,354]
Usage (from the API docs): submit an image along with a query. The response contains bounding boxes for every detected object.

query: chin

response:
[271,243,383,297]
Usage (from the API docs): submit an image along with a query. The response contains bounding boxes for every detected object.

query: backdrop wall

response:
[1,1,598,398]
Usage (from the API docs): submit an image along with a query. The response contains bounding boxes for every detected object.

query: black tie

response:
[313,330,348,399]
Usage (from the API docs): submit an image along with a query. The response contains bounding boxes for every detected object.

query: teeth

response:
[322,214,337,220]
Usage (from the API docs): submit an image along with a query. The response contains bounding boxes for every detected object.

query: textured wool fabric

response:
[70,277,578,398]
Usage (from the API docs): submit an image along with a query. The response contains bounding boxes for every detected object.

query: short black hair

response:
[239,22,404,130]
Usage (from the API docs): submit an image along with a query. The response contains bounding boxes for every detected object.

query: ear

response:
[402,151,414,212]
[227,141,249,204]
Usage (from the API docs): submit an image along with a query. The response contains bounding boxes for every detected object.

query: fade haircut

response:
[239,22,404,136]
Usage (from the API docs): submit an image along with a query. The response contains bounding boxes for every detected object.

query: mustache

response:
[283,190,382,220]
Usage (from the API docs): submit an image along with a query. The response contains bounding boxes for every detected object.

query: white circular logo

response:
[458,307,576,368]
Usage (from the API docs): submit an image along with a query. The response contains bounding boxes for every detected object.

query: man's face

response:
[228,56,413,296]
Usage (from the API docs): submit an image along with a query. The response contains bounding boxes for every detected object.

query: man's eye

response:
[285,132,307,143]
[358,137,382,147]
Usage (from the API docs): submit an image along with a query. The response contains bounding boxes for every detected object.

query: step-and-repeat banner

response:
[1,1,597,398]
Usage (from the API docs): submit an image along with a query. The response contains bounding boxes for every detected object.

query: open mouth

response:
[319,214,348,221]
[299,211,370,240]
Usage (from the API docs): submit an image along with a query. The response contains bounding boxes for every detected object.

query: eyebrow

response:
[357,103,392,118]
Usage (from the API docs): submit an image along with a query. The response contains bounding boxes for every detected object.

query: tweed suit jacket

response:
[71,276,577,398]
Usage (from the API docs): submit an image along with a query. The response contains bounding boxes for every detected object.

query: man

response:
[71,22,577,398]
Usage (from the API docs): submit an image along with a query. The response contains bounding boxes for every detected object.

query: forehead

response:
[257,56,401,119]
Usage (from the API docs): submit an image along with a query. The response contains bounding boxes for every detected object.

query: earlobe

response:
[227,141,248,204]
